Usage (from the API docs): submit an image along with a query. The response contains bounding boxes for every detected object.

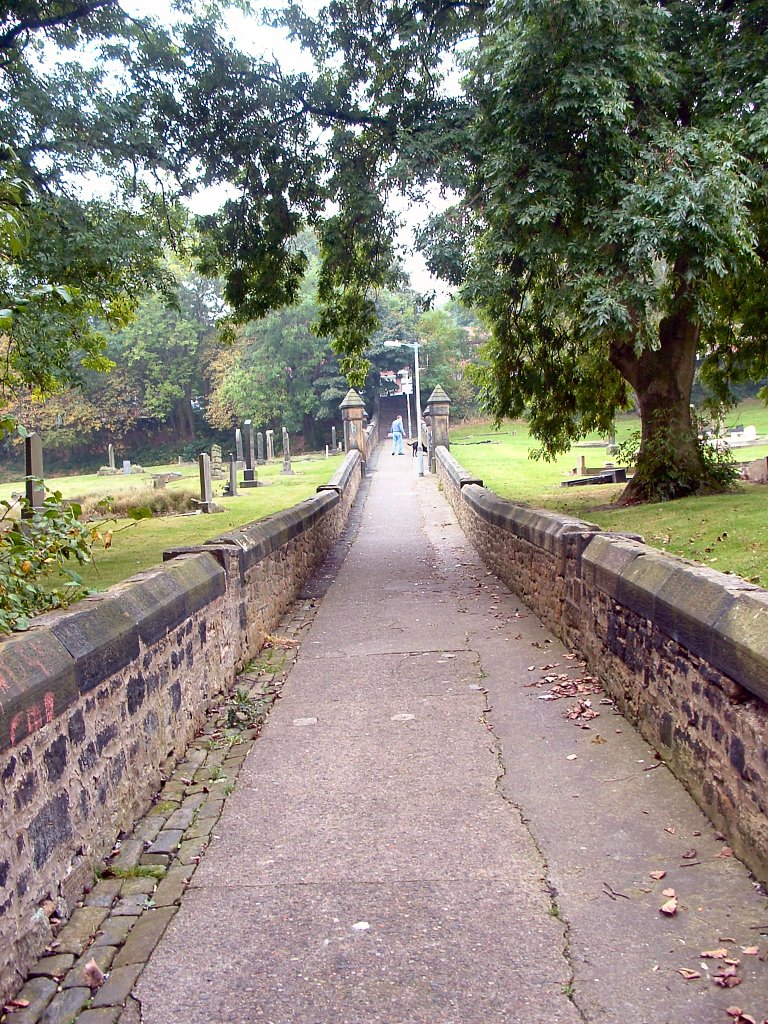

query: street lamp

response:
[384,339,424,476]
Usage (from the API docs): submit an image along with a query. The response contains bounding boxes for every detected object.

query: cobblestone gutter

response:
[2,599,316,1024]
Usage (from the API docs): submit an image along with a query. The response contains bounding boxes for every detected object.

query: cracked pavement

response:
[128,446,768,1023]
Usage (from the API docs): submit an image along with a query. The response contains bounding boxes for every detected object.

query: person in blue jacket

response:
[391,414,405,455]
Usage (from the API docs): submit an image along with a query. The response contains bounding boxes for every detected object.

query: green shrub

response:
[0,492,97,633]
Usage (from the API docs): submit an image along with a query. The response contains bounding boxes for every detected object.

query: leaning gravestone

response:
[331,426,337,451]
[228,454,238,496]
[265,429,274,461]
[257,431,265,465]
[211,443,224,479]
[281,427,294,476]
[241,420,259,488]
[23,433,45,516]
[235,427,244,468]
[108,443,115,470]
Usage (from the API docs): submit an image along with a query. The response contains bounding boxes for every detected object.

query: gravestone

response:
[23,433,45,516]
[108,444,115,470]
[331,426,337,451]
[257,431,265,465]
[122,460,131,475]
[235,428,244,468]
[197,454,215,512]
[228,454,239,496]
[281,427,294,476]
[241,420,259,488]
[210,444,224,479]
[265,429,274,461]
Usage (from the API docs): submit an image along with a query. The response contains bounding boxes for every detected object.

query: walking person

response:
[391,414,405,455]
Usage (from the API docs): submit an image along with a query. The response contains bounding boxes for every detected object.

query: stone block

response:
[62,945,117,988]
[38,985,90,1023]
[161,553,225,617]
[46,596,139,695]
[92,916,137,949]
[111,907,177,968]
[111,570,189,646]
[615,552,678,623]
[0,629,78,753]
[53,906,109,955]
[5,976,57,1023]
[77,1009,122,1024]
[91,963,144,1009]
[711,591,768,703]
[29,954,76,979]
[582,535,646,599]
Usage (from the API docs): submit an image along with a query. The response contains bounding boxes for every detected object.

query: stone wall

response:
[0,451,363,999]
[436,446,768,882]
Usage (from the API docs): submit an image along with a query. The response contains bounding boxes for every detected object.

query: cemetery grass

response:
[0,454,344,592]
[452,400,768,585]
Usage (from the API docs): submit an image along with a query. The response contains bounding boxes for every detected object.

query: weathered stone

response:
[176,837,208,865]
[85,878,122,909]
[119,877,157,896]
[108,840,145,873]
[145,830,183,856]
[91,916,137,949]
[29,954,75,979]
[139,854,170,867]
[163,807,195,831]
[90,964,144,1009]
[62,945,117,988]
[151,865,190,908]
[5,976,58,1023]
[112,908,177,968]
[128,817,165,845]
[54,906,109,955]
[111,895,151,917]
[183,818,215,841]
[38,986,90,1023]
[77,1008,122,1024]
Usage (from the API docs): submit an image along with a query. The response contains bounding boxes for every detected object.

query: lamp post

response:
[385,339,425,476]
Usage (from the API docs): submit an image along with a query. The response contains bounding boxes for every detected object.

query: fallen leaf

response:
[665,827,677,835]
[662,888,676,898]
[591,734,607,745]
[650,870,667,880]
[719,846,734,858]
[726,1009,743,1019]
[740,947,759,955]
[3,999,31,1010]
[714,964,742,988]
[678,968,701,980]
[83,958,106,989]
[701,949,729,959]
[682,848,697,859]
[660,896,678,915]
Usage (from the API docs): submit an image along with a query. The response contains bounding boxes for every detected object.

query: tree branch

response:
[0,1,116,52]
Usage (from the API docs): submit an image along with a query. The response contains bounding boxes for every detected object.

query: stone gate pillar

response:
[426,385,451,472]
[340,389,368,466]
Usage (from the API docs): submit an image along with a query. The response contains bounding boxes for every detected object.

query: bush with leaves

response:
[0,491,99,633]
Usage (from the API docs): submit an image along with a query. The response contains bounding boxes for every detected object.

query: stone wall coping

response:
[435,446,483,488]
[317,449,361,495]
[582,535,766,701]
[0,551,226,755]
[210,491,339,570]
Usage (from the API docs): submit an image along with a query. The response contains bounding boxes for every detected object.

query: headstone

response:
[228,454,239,495]
[123,460,131,475]
[745,456,768,483]
[241,420,258,487]
[325,445,329,459]
[108,443,115,470]
[578,455,587,476]
[257,431,265,465]
[281,427,294,475]
[23,433,45,516]
[331,426,337,450]
[198,453,214,512]
[265,429,274,461]
[211,443,223,479]
[235,428,244,467]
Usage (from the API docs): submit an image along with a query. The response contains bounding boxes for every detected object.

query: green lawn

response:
[451,405,768,585]
[0,454,346,592]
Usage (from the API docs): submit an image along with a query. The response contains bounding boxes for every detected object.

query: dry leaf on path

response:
[662,888,676,898]
[650,870,667,880]
[701,949,730,959]
[714,964,742,988]
[660,896,678,915]
[740,947,760,955]
[678,968,701,980]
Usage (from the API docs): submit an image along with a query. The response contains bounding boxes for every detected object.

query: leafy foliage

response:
[0,491,97,633]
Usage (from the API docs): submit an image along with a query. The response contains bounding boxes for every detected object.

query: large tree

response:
[199,0,768,502]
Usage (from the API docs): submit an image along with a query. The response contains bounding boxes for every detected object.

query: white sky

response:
[119,0,451,298]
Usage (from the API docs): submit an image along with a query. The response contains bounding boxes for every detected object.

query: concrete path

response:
[135,448,768,1024]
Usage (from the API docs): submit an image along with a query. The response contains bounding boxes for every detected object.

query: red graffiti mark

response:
[26,703,43,735]
[44,691,55,723]
[9,713,22,746]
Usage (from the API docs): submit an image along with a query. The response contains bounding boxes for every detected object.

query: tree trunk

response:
[610,304,709,503]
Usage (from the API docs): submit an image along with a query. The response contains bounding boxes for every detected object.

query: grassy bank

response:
[451,404,768,584]
[0,454,344,592]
